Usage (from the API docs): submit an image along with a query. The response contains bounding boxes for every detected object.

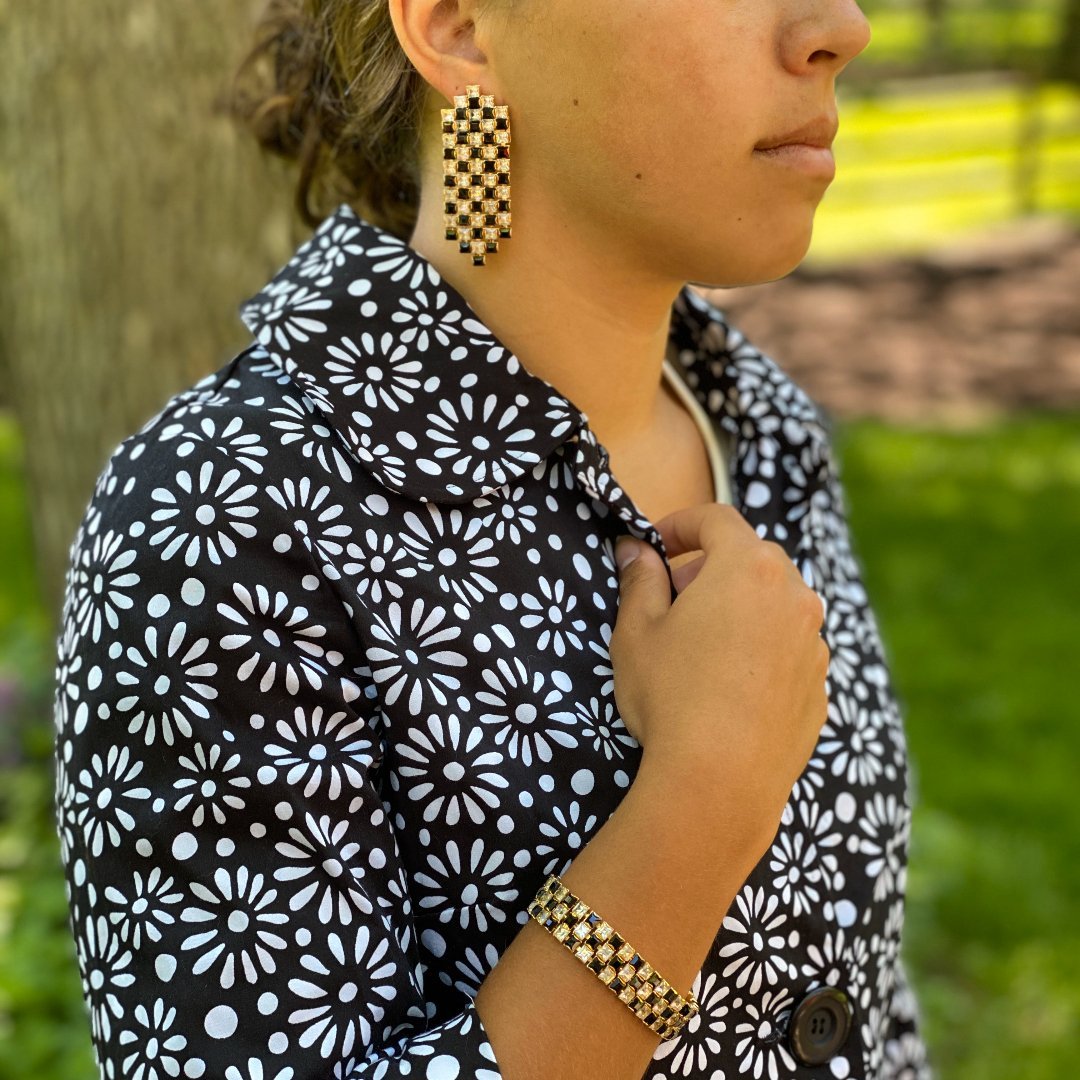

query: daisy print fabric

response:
[53,202,933,1079]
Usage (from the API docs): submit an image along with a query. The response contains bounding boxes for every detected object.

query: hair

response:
[221,0,432,239]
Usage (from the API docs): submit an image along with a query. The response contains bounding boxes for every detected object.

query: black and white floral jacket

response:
[53,202,933,1079]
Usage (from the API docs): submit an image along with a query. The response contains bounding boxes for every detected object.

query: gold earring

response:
[440,84,512,266]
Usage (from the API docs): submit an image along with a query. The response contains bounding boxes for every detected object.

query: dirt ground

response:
[703,217,1080,427]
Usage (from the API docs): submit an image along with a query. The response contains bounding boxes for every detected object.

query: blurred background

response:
[1,1,1078,1076]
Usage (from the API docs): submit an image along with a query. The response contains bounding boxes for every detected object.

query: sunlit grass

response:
[811,80,1080,259]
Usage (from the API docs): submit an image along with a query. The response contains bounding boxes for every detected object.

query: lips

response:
[752,114,840,181]
[754,115,839,152]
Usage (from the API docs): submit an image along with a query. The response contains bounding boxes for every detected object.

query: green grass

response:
[0,420,50,697]
[833,410,1080,1078]
[0,417,95,1078]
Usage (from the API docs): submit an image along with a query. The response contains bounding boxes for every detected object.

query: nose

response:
[781,0,872,77]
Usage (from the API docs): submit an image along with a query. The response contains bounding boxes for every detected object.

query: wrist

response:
[633,748,778,874]
[636,744,718,789]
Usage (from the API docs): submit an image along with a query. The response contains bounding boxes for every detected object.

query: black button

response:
[787,986,853,1066]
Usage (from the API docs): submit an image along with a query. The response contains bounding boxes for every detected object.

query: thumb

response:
[614,536,672,623]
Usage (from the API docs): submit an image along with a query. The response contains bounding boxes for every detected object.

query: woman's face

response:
[469,0,871,287]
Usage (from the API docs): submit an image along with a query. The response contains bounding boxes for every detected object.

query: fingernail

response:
[615,536,641,570]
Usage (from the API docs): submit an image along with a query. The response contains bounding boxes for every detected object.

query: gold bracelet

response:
[526,873,700,1041]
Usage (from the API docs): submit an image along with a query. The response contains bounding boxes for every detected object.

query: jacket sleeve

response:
[52,421,504,1079]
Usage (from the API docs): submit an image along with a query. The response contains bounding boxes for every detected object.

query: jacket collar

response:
[237,202,831,510]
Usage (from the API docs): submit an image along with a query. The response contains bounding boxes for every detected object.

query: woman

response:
[53,0,933,1077]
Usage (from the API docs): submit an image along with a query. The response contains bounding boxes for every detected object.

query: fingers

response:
[669,553,706,596]
[655,503,757,560]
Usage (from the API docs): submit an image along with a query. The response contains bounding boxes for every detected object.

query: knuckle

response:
[801,585,826,621]
[751,541,788,582]
[816,635,831,672]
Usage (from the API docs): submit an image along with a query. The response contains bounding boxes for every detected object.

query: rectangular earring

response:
[440,83,512,266]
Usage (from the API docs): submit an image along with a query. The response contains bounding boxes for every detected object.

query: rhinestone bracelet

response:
[526,873,700,1041]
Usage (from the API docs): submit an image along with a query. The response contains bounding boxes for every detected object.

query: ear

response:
[389,0,501,107]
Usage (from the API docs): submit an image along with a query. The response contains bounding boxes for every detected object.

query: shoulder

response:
[103,342,357,490]
[57,342,383,756]
[59,342,390,682]
[71,343,369,562]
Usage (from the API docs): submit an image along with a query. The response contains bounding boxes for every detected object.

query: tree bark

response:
[923,0,949,70]
[1055,0,1080,84]
[0,0,305,628]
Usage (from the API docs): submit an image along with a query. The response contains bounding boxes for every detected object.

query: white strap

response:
[661,357,732,505]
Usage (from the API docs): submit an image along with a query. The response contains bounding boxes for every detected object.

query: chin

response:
[689,219,816,289]
[752,240,813,285]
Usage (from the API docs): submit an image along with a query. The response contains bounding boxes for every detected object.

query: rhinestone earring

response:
[440,84,512,266]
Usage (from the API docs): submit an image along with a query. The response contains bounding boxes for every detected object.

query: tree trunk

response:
[1055,0,1080,84]
[0,0,303,630]
[923,0,949,70]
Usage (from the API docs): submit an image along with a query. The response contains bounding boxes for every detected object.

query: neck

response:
[407,182,688,458]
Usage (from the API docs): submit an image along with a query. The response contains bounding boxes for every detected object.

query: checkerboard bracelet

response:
[526,872,700,1041]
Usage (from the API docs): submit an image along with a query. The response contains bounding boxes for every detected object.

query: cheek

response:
[556,20,765,204]
[500,5,818,282]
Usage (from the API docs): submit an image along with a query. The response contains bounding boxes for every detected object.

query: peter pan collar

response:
[237,202,832,509]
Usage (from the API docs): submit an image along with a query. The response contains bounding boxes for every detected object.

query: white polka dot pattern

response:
[53,203,932,1078]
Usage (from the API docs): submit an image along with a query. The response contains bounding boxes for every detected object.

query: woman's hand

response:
[610,503,830,854]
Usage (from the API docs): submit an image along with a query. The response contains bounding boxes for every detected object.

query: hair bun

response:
[218,0,424,236]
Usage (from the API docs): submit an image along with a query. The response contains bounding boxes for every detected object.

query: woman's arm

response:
[474,748,766,1079]
[54,428,502,1078]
